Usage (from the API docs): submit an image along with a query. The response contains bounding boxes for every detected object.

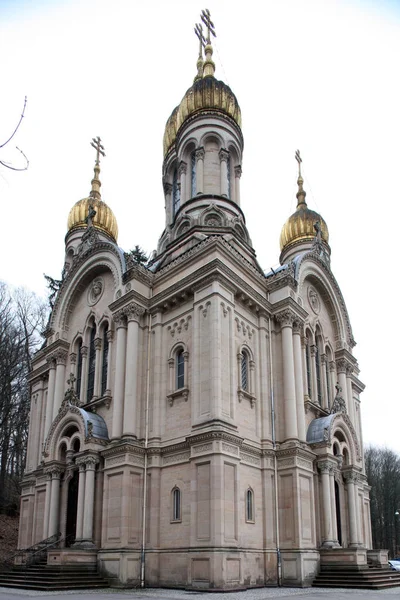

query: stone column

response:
[301,334,309,397]
[81,457,99,546]
[111,310,127,440]
[93,337,102,398]
[320,354,328,410]
[123,303,144,438]
[163,181,173,226]
[52,350,67,420]
[44,358,56,438]
[69,352,77,378]
[105,330,114,394]
[43,472,52,539]
[336,359,348,412]
[310,345,318,404]
[79,346,88,404]
[329,361,336,408]
[219,149,229,197]
[234,165,242,206]
[318,460,336,547]
[48,467,63,537]
[178,161,187,204]
[151,313,162,439]
[74,462,86,543]
[329,468,339,545]
[195,147,204,194]
[346,365,355,424]
[276,310,298,441]
[293,321,306,441]
[211,297,222,420]
[36,379,45,468]
[344,470,360,547]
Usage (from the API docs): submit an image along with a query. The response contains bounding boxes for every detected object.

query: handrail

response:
[0,532,61,572]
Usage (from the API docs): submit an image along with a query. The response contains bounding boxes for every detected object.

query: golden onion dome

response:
[280,174,329,252]
[163,39,241,157]
[67,137,118,242]
[67,197,118,242]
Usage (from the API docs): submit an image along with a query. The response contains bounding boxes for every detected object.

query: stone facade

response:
[19,16,371,589]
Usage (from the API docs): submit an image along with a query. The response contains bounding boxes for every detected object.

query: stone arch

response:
[53,252,121,334]
[199,204,227,228]
[297,255,354,349]
[306,412,361,465]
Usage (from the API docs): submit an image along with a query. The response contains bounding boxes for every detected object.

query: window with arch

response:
[101,324,109,396]
[245,488,255,522]
[86,324,96,402]
[241,350,249,391]
[171,487,181,522]
[76,339,83,397]
[305,335,312,398]
[176,348,185,390]
[325,346,332,408]
[227,152,231,199]
[315,340,322,404]
[172,167,180,218]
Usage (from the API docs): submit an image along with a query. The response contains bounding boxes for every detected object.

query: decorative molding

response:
[167,387,189,407]
[87,277,104,306]
[163,451,190,465]
[167,316,191,337]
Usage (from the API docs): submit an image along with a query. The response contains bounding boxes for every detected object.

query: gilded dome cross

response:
[201,9,216,45]
[295,149,302,177]
[91,136,105,165]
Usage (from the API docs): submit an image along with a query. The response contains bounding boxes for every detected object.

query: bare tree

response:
[365,445,400,557]
[0,97,29,172]
[0,282,47,513]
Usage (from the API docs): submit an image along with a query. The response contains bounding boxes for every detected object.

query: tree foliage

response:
[365,445,400,557]
[129,245,148,266]
[0,282,47,513]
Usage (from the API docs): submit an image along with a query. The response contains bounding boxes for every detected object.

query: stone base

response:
[47,548,97,566]
[320,547,368,571]
[280,550,320,587]
[367,549,389,568]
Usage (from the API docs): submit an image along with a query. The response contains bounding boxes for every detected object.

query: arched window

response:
[241,350,249,391]
[191,151,196,198]
[172,168,180,217]
[76,339,83,397]
[315,342,322,404]
[227,153,231,199]
[325,347,331,409]
[246,488,254,522]
[87,324,96,402]
[172,487,181,522]
[305,337,312,398]
[101,325,109,396]
[176,349,185,390]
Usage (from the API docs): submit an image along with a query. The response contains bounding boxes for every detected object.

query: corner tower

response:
[156,11,253,268]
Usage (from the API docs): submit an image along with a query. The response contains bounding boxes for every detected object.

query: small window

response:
[172,487,181,522]
[246,488,254,522]
[241,351,249,391]
[76,340,83,397]
[176,349,185,390]
[305,339,312,397]
[191,151,196,198]
[315,342,322,404]
[86,324,96,402]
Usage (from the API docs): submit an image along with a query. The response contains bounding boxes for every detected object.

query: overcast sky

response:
[1,0,399,453]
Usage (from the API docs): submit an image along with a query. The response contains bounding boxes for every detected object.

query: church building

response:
[19,10,373,588]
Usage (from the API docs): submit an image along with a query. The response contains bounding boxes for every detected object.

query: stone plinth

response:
[320,547,368,571]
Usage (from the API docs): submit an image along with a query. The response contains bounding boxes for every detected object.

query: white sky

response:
[1,0,399,453]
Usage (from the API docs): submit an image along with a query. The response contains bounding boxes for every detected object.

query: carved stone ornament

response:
[77,226,99,255]
[307,286,320,315]
[330,383,347,415]
[275,309,297,328]
[87,277,104,306]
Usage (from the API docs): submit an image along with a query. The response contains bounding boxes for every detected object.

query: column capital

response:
[343,469,359,484]
[292,319,304,334]
[195,147,205,161]
[76,455,99,469]
[44,465,64,478]
[69,352,77,365]
[80,345,88,357]
[317,459,335,474]
[329,360,336,372]
[336,358,347,373]
[321,353,327,365]
[125,302,145,322]
[219,148,229,163]
[163,181,173,195]
[178,160,187,176]
[54,349,68,366]
[275,309,298,328]
[112,309,127,328]
[46,356,56,369]
[234,165,242,178]
[94,337,102,351]
[106,330,114,343]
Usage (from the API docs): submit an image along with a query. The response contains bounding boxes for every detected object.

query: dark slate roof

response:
[306,414,335,444]
[79,408,108,440]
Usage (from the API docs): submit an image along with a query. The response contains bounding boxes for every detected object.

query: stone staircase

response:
[0,556,109,591]
[312,566,400,590]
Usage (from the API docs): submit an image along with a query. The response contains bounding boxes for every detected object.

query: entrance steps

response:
[312,566,400,590]
[0,560,109,591]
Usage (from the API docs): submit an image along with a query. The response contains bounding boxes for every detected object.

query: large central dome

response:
[163,76,242,157]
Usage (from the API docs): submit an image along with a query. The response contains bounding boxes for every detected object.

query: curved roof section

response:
[78,408,108,440]
[306,415,334,444]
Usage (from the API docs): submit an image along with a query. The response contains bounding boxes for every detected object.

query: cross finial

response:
[67,372,76,389]
[194,23,206,58]
[201,9,216,45]
[295,149,302,177]
[91,136,105,166]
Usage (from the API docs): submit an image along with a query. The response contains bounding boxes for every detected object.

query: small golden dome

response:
[163,76,242,157]
[67,197,118,242]
[280,173,329,253]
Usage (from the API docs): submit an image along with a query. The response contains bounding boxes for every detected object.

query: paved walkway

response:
[1,588,400,600]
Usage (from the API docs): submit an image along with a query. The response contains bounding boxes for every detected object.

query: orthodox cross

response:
[91,136,105,165]
[85,203,97,227]
[194,22,206,57]
[201,9,216,44]
[295,149,302,177]
[67,373,76,389]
